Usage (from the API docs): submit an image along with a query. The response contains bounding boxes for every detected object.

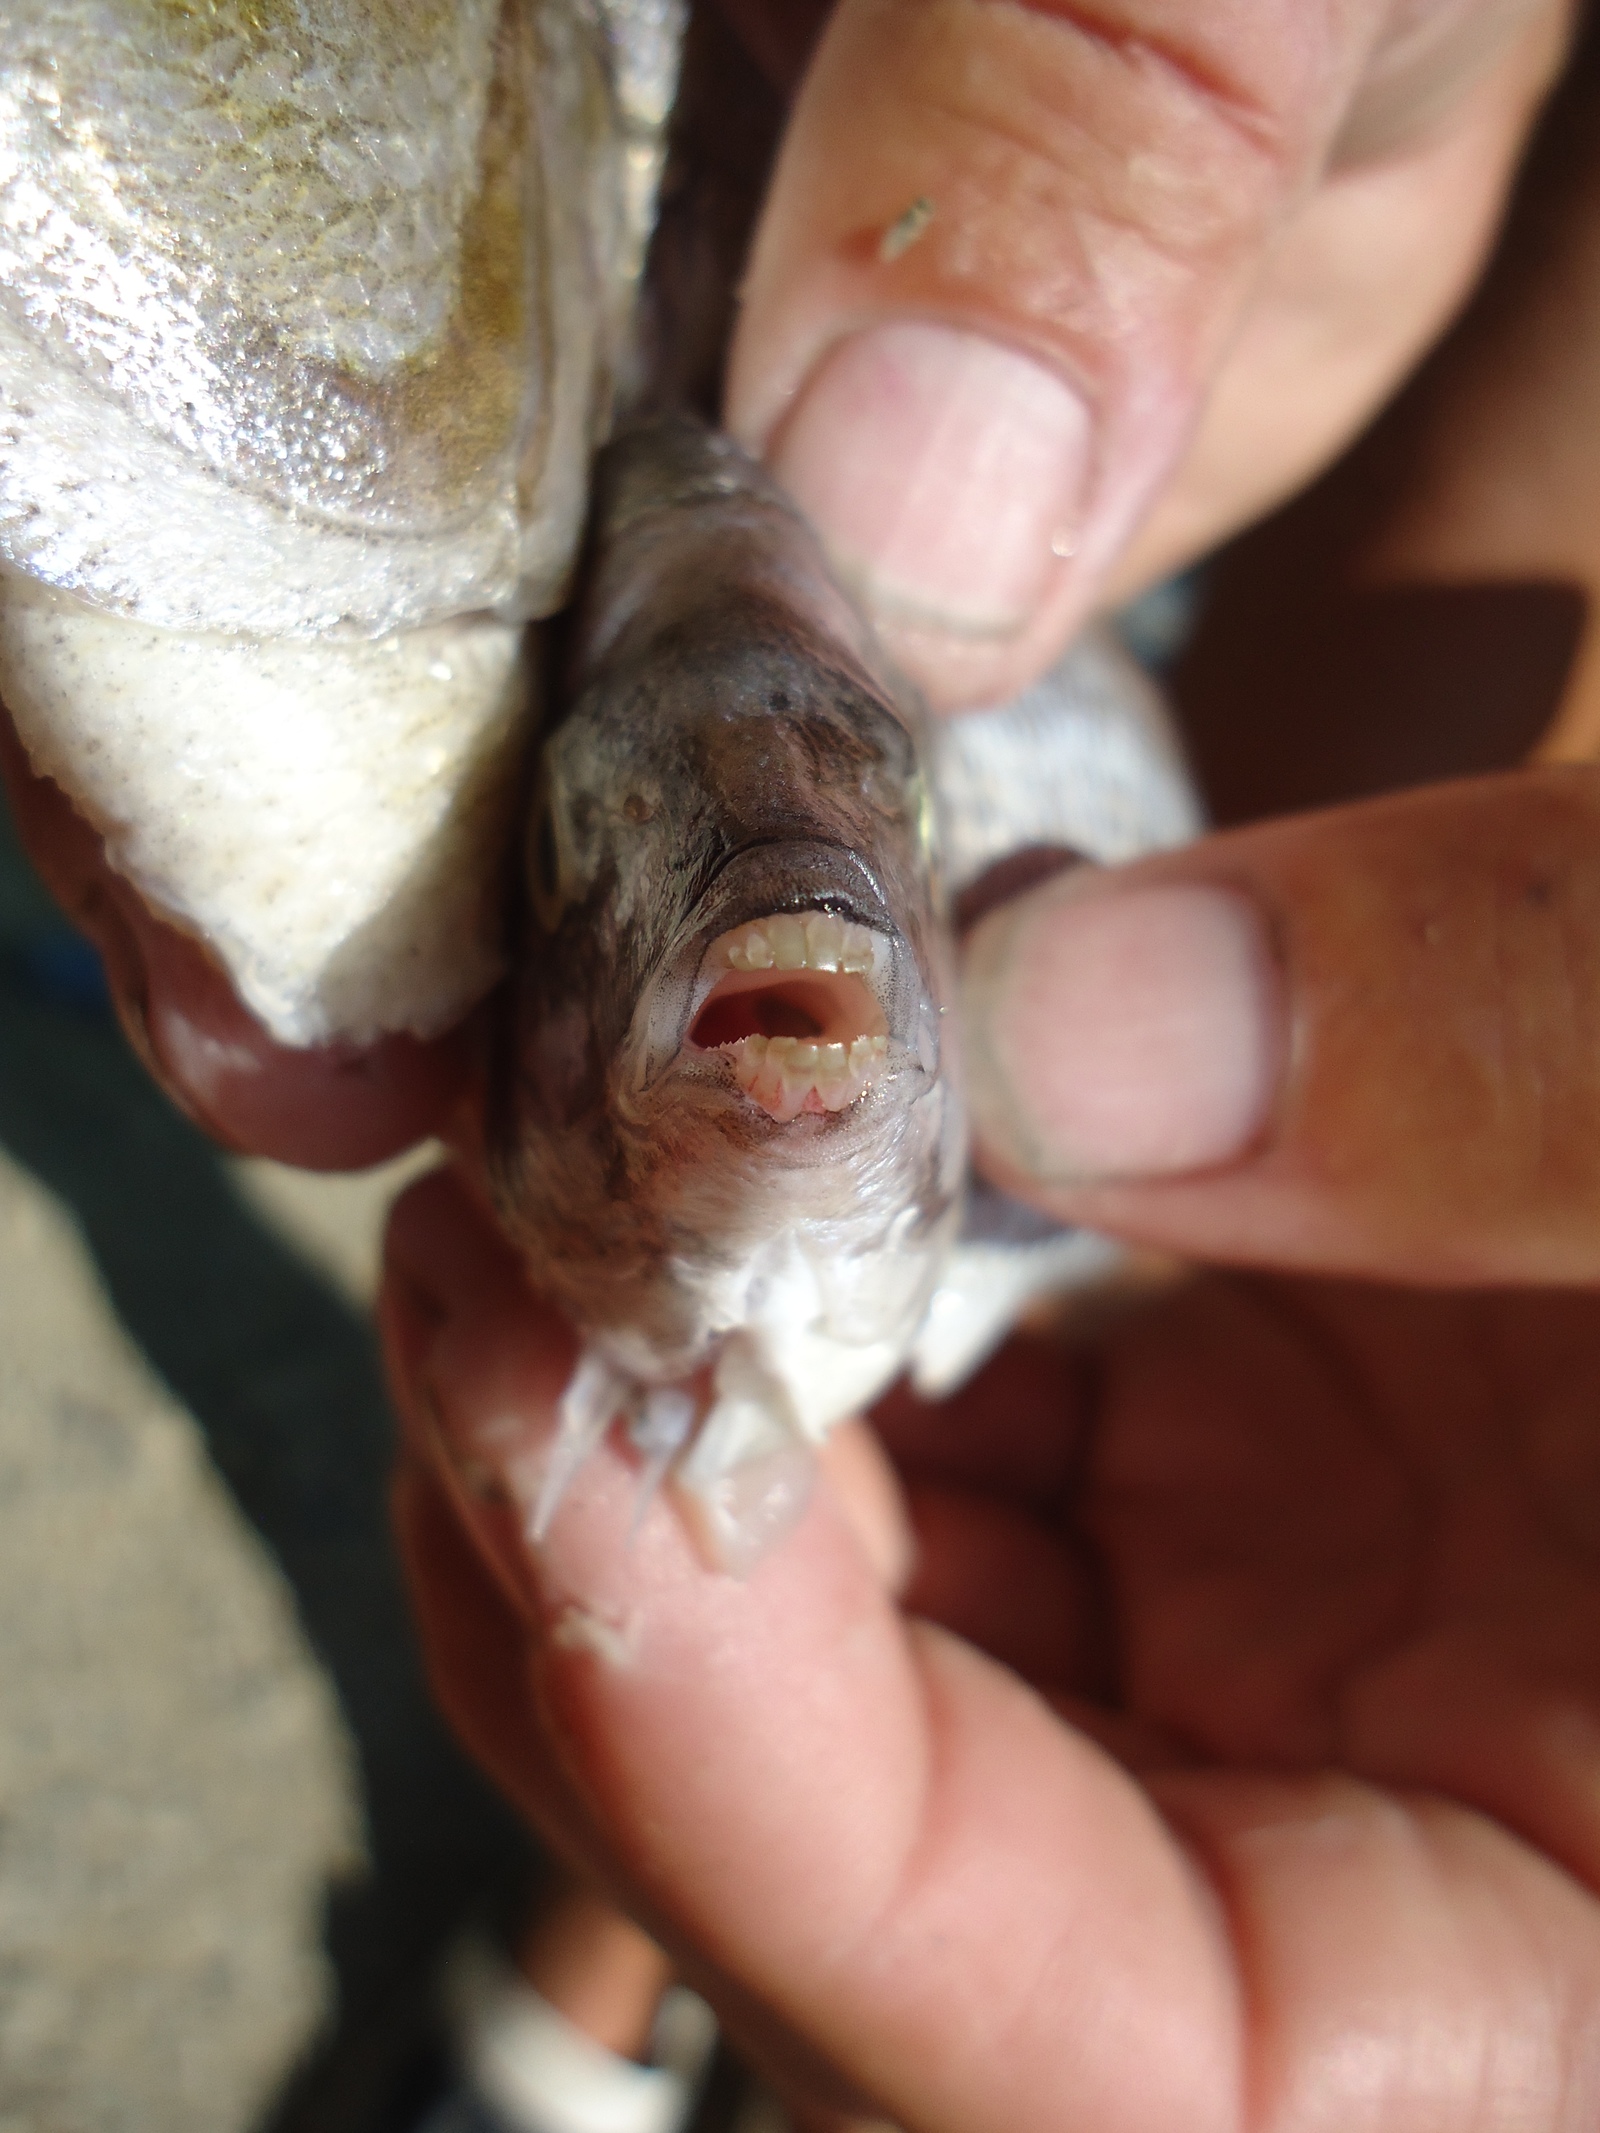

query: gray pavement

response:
[0,794,534,2133]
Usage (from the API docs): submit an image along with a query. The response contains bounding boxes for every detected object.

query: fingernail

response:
[74,879,255,1143]
[146,991,260,1127]
[769,322,1091,642]
[963,878,1281,1182]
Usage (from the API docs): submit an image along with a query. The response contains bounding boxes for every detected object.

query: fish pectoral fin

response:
[911,1230,1126,1399]
[537,1343,817,1577]
[533,1348,631,1541]
[624,1386,698,1540]
[671,1349,814,1580]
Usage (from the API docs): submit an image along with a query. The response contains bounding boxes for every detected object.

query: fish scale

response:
[0,0,629,1044]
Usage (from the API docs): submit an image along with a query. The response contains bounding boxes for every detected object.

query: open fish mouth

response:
[626,837,933,1118]
[688,912,892,1121]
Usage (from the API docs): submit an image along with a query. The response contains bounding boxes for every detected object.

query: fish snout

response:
[629,841,940,1123]
[690,911,891,1121]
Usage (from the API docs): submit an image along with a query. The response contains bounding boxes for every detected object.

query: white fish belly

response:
[0,575,530,1044]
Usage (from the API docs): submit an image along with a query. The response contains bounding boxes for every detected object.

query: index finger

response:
[1,712,470,1168]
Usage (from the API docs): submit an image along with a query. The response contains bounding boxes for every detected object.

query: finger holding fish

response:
[0,705,474,1164]
[383,1162,1236,2133]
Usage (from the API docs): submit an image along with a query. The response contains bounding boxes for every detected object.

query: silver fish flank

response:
[0,0,677,1045]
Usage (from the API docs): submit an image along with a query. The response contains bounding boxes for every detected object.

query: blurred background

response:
[0,784,535,2133]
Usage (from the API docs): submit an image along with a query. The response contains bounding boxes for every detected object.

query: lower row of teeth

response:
[726,1033,888,1121]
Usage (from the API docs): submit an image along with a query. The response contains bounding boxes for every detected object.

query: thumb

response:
[960,766,1600,1284]
[724,0,1506,710]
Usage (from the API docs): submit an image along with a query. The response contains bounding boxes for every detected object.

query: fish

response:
[487,413,959,1568]
[0,0,677,1043]
[487,411,1200,1571]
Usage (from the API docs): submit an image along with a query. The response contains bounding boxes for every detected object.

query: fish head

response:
[490,422,965,1399]
[509,604,953,1152]
[527,624,942,1108]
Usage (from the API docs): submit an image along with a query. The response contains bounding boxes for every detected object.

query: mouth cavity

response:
[688,913,890,1122]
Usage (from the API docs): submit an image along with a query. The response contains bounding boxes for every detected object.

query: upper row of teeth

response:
[712,911,876,975]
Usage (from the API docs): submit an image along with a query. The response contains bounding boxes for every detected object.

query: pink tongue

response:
[689,966,887,1053]
[691,988,824,1046]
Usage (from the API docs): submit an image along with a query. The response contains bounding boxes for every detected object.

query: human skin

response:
[378,117,1600,2100]
[383,1167,1600,2131]
[11,4,1600,2123]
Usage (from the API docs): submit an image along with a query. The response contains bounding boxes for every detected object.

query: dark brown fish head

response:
[488,417,965,1409]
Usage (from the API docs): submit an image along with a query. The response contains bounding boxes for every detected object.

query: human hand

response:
[382,763,1600,2128]
[0,0,1573,1163]
[0,714,470,1168]
[723,0,1575,709]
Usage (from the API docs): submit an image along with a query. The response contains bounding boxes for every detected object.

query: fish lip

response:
[691,837,895,941]
[625,838,925,1097]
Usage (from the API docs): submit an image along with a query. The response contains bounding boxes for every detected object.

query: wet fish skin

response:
[489,413,964,1474]
[0,0,678,1048]
[0,0,629,638]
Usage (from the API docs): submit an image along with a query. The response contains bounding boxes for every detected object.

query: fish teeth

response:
[726,1033,889,1122]
[716,911,876,975]
[725,928,774,971]
[802,911,845,969]
[767,913,807,969]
